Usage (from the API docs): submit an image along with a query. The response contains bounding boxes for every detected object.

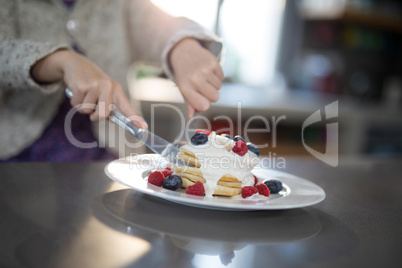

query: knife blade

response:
[65,88,182,165]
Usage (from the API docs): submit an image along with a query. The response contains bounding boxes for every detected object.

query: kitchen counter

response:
[1,157,401,268]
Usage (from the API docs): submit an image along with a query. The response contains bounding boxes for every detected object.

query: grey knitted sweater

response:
[0,0,221,159]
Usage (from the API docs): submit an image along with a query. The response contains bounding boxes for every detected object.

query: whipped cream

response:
[180,132,260,196]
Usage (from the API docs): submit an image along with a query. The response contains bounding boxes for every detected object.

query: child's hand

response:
[170,38,224,117]
[31,50,148,128]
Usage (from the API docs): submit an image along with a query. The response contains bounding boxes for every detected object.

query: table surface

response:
[1,156,402,268]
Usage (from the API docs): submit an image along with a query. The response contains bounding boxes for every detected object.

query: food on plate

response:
[246,142,260,156]
[162,175,182,191]
[161,169,172,178]
[232,140,248,156]
[190,132,209,145]
[264,179,283,194]
[241,186,258,198]
[255,183,270,197]
[253,175,258,186]
[148,171,165,187]
[240,183,270,198]
[175,131,260,197]
[146,131,283,199]
[233,135,246,143]
[185,181,205,196]
[195,129,211,136]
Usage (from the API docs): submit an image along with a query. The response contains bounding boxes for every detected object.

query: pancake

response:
[173,132,259,197]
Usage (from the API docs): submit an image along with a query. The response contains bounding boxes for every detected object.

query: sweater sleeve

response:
[0,0,69,94]
[0,39,70,93]
[125,0,222,81]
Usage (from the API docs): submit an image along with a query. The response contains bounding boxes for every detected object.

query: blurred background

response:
[129,0,402,159]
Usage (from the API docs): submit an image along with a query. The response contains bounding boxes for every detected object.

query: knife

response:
[65,88,182,165]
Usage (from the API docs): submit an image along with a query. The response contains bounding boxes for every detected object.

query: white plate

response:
[105,154,325,211]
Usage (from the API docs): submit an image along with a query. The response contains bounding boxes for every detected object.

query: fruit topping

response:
[253,175,258,186]
[247,143,260,156]
[161,169,172,178]
[220,133,232,140]
[196,129,211,136]
[241,186,258,198]
[255,183,270,197]
[148,171,165,187]
[191,132,209,145]
[162,175,182,191]
[233,135,246,143]
[264,180,283,194]
[232,140,248,156]
[186,181,205,196]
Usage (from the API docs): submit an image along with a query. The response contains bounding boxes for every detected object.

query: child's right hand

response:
[31,50,148,128]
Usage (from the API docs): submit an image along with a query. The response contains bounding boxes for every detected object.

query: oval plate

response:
[105,154,325,211]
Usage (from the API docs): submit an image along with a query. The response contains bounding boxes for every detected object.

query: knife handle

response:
[64,88,144,139]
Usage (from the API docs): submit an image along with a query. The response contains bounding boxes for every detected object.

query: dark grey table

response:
[1,157,401,268]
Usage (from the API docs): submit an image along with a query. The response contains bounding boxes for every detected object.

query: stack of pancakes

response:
[175,147,243,196]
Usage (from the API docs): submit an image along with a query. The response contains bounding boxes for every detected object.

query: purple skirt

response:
[2,96,117,162]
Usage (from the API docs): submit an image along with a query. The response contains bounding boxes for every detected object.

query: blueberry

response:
[221,133,232,140]
[162,175,182,191]
[233,135,246,143]
[191,132,208,145]
[264,180,283,194]
[247,143,260,156]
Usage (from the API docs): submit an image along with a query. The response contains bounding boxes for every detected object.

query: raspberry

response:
[191,132,209,145]
[255,183,270,197]
[232,140,248,156]
[253,175,258,186]
[241,186,258,198]
[196,129,211,136]
[161,169,172,178]
[186,181,205,196]
[147,171,164,187]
